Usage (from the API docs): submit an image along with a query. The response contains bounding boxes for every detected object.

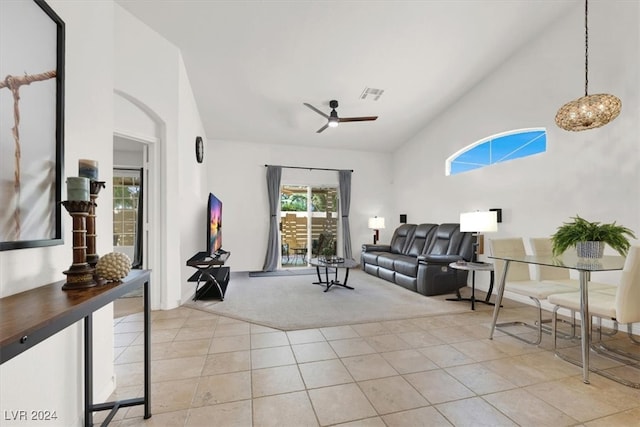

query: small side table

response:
[447,261,495,310]
[186,251,231,301]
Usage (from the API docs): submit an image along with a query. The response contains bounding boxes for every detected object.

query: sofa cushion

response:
[389,224,416,254]
[405,223,438,256]
[361,251,381,266]
[379,267,395,282]
[394,257,419,277]
[377,253,405,270]
[364,263,379,276]
[425,223,473,257]
[395,273,417,292]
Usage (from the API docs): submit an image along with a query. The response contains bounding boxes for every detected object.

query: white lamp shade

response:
[460,211,498,233]
[368,217,385,230]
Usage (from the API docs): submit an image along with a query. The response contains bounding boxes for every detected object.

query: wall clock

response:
[195,136,204,163]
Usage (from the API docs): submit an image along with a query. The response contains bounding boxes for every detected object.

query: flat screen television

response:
[207,193,222,256]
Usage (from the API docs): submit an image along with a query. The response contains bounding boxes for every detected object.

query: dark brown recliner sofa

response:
[361,223,474,296]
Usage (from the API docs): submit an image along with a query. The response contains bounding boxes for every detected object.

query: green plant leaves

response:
[550,215,636,257]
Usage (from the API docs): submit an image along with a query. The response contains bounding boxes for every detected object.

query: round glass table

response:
[308,257,359,292]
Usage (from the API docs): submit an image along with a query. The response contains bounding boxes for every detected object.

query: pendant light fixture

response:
[555,0,621,132]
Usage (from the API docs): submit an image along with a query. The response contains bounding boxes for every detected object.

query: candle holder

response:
[61,200,97,290]
[86,180,106,267]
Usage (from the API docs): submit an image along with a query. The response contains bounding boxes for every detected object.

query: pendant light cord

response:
[584,0,589,97]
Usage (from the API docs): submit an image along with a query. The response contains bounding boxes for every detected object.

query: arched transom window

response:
[446,128,547,176]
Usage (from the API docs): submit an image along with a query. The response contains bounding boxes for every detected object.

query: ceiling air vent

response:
[360,87,384,101]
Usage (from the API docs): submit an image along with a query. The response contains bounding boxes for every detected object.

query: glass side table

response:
[447,261,495,310]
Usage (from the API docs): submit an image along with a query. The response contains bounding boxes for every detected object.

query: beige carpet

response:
[184,269,472,330]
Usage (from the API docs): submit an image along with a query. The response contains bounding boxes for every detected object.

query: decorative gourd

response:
[96,252,132,281]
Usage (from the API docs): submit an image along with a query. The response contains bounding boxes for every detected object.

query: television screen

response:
[207,193,222,256]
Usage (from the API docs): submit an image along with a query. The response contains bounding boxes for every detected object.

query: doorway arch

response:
[114,89,166,310]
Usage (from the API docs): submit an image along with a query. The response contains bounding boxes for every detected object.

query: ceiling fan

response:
[303,100,378,133]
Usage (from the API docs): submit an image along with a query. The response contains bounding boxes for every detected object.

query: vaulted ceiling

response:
[115,0,578,152]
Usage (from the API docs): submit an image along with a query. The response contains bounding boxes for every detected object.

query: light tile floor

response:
[103,295,640,426]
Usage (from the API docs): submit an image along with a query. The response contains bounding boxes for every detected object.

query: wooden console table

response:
[0,269,152,426]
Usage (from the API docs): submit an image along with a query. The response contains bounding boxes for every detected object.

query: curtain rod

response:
[264,164,353,172]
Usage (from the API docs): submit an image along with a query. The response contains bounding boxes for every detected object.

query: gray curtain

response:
[262,166,282,271]
[338,170,353,260]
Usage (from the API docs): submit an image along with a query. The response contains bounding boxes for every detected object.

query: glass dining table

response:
[487,253,626,384]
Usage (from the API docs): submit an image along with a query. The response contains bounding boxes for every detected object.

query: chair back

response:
[389,224,417,254]
[405,224,438,256]
[615,245,640,324]
[529,237,571,281]
[488,238,531,281]
[425,224,473,260]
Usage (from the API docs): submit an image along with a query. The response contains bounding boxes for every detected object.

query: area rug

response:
[184,269,470,330]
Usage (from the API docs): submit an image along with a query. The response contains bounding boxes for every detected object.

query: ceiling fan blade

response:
[303,103,329,119]
[316,124,329,133]
[338,116,378,123]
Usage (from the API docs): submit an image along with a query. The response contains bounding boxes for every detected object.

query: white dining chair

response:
[529,237,617,291]
[489,238,577,345]
[529,237,618,338]
[548,245,640,388]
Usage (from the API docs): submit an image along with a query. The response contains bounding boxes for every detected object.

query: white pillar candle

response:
[66,177,90,201]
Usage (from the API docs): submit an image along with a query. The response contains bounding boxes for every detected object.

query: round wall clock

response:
[195,136,204,163]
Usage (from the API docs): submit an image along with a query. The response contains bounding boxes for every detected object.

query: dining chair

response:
[548,245,640,388]
[489,237,577,345]
[529,237,618,338]
[529,237,616,291]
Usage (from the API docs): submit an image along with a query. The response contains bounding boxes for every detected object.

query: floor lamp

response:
[368,216,385,245]
[460,211,498,262]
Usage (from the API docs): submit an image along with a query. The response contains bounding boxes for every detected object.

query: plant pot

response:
[576,241,604,259]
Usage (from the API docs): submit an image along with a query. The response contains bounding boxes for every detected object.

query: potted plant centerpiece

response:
[551,215,636,258]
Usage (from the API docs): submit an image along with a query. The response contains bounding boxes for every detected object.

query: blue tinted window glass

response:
[450,162,483,175]
[446,129,546,175]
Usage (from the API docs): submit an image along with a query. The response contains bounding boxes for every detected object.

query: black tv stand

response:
[186,251,230,301]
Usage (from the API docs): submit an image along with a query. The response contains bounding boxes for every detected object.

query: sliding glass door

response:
[280,185,338,267]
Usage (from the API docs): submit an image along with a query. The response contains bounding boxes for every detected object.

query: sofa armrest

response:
[362,244,391,253]
[417,254,463,265]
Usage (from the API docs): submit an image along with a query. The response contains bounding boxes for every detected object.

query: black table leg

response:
[312,266,327,285]
[485,270,495,302]
[447,269,497,310]
[143,279,151,419]
[84,315,93,427]
[86,278,152,425]
[471,270,476,310]
[324,267,355,292]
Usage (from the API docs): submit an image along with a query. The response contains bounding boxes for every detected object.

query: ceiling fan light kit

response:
[555,0,621,132]
[304,99,378,133]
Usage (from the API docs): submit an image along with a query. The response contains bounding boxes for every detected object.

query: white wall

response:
[177,54,210,301]
[393,1,639,286]
[1,2,210,424]
[114,5,207,310]
[199,140,393,281]
[0,1,115,425]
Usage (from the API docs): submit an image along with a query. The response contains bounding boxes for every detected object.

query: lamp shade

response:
[460,211,498,233]
[555,94,621,131]
[368,217,385,230]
